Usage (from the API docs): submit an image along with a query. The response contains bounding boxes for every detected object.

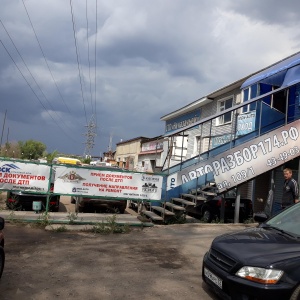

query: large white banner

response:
[0,161,51,192]
[167,119,300,193]
[54,166,163,200]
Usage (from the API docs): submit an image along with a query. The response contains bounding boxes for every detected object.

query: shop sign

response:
[165,110,201,134]
[212,134,232,148]
[236,111,256,136]
[0,161,50,192]
[142,141,163,152]
[54,166,163,200]
[167,119,300,193]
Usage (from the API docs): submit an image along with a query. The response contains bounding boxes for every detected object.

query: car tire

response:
[0,246,5,278]
[290,284,300,300]
[202,209,213,223]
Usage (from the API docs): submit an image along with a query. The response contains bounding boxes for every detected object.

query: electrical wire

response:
[86,0,94,114]
[0,19,74,133]
[94,0,98,126]
[0,40,78,144]
[21,0,71,115]
[69,0,88,125]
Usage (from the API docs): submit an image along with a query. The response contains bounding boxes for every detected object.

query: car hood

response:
[212,227,300,267]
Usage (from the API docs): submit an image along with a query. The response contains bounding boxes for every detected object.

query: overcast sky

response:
[1,0,300,157]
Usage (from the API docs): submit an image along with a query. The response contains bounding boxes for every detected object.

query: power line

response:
[0,40,78,144]
[94,0,98,126]
[86,0,94,114]
[21,0,71,115]
[0,19,73,133]
[69,0,88,125]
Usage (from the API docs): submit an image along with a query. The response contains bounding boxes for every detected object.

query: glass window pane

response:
[224,112,231,123]
[225,98,233,109]
[243,88,249,101]
[250,84,258,98]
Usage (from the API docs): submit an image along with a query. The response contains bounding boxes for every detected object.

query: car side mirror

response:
[0,217,4,230]
[253,212,268,223]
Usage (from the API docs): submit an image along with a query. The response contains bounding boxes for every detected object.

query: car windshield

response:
[265,203,300,237]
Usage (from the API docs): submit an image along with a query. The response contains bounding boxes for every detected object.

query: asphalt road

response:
[0,222,256,300]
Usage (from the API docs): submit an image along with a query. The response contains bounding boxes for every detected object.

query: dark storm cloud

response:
[228,0,300,25]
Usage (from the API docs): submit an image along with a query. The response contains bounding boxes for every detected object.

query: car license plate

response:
[232,203,244,207]
[204,267,222,289]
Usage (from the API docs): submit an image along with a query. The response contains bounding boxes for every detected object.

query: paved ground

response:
[0,222,257,300]
[0,192,258,300]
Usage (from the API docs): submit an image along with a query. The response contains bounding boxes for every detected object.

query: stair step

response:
[181,193,206,201]
[190,189,217,197]
[201,185,217,192]
[201,191,217,196]
[141,210,164,221]
[172,197,196,206]
[151,206,175,216]
[164,202,186,211]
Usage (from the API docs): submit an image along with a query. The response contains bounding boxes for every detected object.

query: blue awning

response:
[241,52,300,89]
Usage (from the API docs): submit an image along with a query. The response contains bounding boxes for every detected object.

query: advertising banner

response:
[167,119,300,193]
[0,161,51,192]
[236,111,256,136]
[54,166,163,200]
[165,109,201,134]
[212,134,232,148]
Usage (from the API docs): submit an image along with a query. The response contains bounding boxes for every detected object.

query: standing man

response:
[282,168,299,209]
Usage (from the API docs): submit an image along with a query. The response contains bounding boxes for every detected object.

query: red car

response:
[0,217,5,278]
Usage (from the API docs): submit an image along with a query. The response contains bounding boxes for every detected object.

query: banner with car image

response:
[0,160,50,192]
[53,166,163,200]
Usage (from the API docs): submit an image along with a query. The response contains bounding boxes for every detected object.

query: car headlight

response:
[236,266,283,284]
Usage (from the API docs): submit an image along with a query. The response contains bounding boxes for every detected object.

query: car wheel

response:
[109,207,121,214]
[0,247,5,278]
[202,209,213,223]
[290,284,300,300]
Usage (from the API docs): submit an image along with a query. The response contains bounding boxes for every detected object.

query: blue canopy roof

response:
[241,52,300,89]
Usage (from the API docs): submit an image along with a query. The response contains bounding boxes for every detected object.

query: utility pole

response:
[83,115,97,158]
[0,110,7,151]
[108,131,113,152]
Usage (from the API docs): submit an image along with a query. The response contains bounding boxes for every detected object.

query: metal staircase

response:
[139,82,300,223]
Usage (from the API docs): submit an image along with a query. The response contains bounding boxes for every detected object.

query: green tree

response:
[46,150,59,164]
[82,156,91,164]
[19,140,47,160]
[0,142,21,158]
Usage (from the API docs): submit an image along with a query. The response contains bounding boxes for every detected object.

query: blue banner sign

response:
[236,112,256,136]
[212,134,232,148]
[165,109,201,134]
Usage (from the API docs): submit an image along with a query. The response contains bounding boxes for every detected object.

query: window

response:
[171,135,187,160]
[193,136,201,155]
[242,84,258,113]
[217,97,233,125]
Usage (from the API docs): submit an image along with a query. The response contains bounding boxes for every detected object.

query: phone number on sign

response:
[267,146,300,167]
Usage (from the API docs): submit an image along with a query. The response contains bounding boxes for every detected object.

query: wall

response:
[115,139,143,171]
